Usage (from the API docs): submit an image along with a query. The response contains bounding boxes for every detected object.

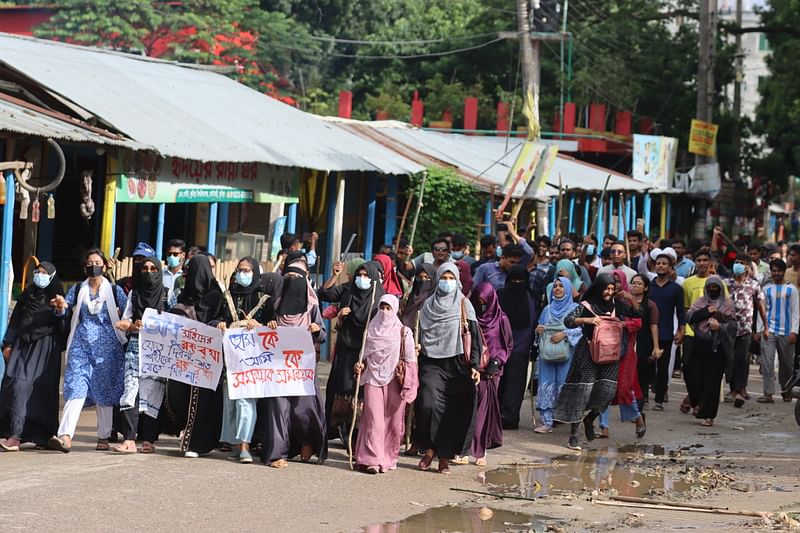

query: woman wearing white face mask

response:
[218,257,269,464]
[0,263,67,451]
[414,263,482,474]
[49,248,128,453]
[318,262,384,442]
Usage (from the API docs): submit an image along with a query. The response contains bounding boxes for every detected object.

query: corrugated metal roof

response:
[0,33,424,174]
[0,95,144,149]
[327,119,650,197]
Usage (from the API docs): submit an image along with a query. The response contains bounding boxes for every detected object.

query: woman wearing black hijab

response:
[220,257,272,464]
[260,255,327,467]
[400,263,437,330]
[114,256,170,453]
[0,262,66,451]
[163,254,226,458]
[552,273,639,451]
[497,264,538,430]
[318,261,384,440]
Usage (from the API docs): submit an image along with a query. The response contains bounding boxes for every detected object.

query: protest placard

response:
[223,326,317,400]
[138,308,224,390]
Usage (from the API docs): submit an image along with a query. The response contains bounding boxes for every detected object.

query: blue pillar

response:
[218,203,230,233]
[666,196,672,234]
[583,193,590,236]
[597,195,605,244]
[631,194,638,231]
[286,203,297,234]
[643,193,652,236]
[384,175,398,244]
[568,193,576,233]
[548,199,556,237]
[364,176,377,259]
[0,171,16,387]
[618,196,625,238]
[625,195,632,231]
[608,194,615,237]
[483,199,492,235]
[155,203,166,259]
[324,174,338,279]
[207,202,218,255]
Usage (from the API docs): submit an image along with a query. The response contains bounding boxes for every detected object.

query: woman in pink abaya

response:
[354,295,418,474]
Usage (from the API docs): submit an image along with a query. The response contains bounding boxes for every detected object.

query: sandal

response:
[757,396,774,404]
[451,455,469,465]
[679,398,691,414]
[418,454,434,471]
[269,458,288,468]
[139,442,156,454]
[533,425,553,434]
[0,439,20,452]
[96,439,110,451]
[700,419,713,427]
[112,441,138,454]
[597,427,609,439]
[49,435,71,453]
[636,414,647,439]
[475,457,487,467]
[437,458,450,474]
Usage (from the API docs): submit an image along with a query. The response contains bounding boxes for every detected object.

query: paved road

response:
[2,361,799,532]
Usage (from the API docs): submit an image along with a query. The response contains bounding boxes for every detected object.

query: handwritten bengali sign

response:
[223,326,317,400]
[138,308,224,390]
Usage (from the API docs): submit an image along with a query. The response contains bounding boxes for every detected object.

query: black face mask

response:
[707,288,721,300]
[85,265,103,278]
[141,271,162,287]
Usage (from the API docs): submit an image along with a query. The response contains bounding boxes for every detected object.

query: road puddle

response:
[482,444,715,499]
[363,505,546,532]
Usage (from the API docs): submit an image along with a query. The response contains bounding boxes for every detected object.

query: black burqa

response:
[497,264,536,428]
[260,263,327,464]
[317,261,384,438]
[0,263,67,445]
[164,254,225,454]
[400,263,437,329]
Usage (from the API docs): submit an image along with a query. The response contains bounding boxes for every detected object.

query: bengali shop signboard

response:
[117,156,299,204]
[138,308,224,390]
[688,119,719,158]
[223,326,317,400]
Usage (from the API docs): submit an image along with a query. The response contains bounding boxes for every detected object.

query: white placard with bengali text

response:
[138,308,224,390]
[223,326,317,400]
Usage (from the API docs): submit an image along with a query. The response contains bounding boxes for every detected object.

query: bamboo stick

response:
[592,499,770,518]
[450,488,538,502]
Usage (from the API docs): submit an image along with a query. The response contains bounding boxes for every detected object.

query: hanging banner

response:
[138,308,224,390]
[673,163,720,200]
[632,135,678,189]
[688,119,719,157]
[223,326,317,400]
[503,142,546,198]
[117,156,299,204]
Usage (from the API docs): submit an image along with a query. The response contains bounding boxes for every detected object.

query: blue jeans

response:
[220,386,256,444]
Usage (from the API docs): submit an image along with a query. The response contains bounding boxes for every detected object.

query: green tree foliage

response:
[408,167,484,251]
[754,0,800,190]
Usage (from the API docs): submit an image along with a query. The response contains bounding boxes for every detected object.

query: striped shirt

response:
[763,283,800,336]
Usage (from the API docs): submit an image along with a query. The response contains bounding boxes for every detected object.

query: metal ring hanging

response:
[14,138,66,194]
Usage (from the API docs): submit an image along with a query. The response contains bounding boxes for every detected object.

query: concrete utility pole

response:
[731,0,743,182]
[696,0,718,166]
[515,0,548,233]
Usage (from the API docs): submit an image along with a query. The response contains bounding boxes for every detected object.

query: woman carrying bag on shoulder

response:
[534,276,581,434]
[354,295,417,474]
[414,263,481,474]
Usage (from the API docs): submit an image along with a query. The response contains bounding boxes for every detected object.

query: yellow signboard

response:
[688,119,719,157]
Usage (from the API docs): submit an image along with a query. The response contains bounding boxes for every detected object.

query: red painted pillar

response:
[589,103,606,132]
[496,102,509,135]
[442,110,453,123]
[563,102,576,134]
[615,111,632,136]
[639,117,653,134]
[337,90,352,118]
[552,112,561,133]
[375,110,389,120]
[463,97,478,134]
[410,90,424,126]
